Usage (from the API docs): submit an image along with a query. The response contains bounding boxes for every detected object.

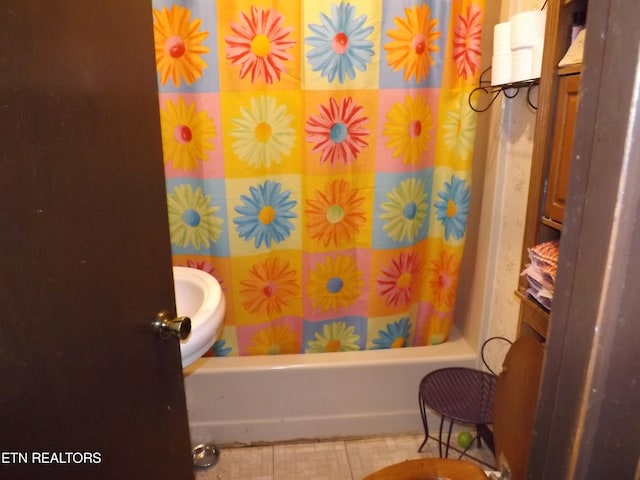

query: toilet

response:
[364,336,544,480]
[171,266,226,470]
[173,266,225,368]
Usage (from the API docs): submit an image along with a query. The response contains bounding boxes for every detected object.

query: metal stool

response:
[418,367,496,465]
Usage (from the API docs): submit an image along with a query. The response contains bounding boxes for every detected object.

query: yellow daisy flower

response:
[443,94,477,160]
[424,314,451,345]
[166,184,223,249]
[384,4,441,82]
[305,321,360,353]
[160,98,216,170]
[428,250,460,310]
[383,95,433,164]
[307,255,363,312]
[380,177,429,242]
[247,325,300,355]
[153,5,210,87]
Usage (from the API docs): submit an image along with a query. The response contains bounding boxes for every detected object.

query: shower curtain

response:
[151,0,485,356]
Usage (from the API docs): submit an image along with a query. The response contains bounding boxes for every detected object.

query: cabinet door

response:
[544,74,581,223]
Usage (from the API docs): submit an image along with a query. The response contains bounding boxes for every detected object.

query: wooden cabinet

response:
[516,0,588,340]
[544,72,581,224]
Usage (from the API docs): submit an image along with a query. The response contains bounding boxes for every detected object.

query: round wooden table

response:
[363,457,488,480]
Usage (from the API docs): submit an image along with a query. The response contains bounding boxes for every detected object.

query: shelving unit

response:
[516,0,588,341]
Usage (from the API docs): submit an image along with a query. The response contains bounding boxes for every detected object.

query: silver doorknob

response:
[152,311,191,340]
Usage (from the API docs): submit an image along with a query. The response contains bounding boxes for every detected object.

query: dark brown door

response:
[0,1,193,479]
[529,0,640,477]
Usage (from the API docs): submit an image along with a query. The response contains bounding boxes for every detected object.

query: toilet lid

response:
[492,336,545,480]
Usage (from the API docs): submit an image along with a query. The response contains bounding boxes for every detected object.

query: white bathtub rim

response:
[183,328,474,376]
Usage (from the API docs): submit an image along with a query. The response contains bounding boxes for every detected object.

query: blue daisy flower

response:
[211,339,232,357]
[234,180,297,248]
[434,176,470,241]
[305,2,374,83]
[371,317,411,349]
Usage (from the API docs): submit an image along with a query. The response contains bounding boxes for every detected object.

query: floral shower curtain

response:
[151,0,485,356]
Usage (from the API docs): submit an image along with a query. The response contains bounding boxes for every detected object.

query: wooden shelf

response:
[558,64,582,76]
[541,216,563,231]
[516,289,550,339]
[516,288,551,314]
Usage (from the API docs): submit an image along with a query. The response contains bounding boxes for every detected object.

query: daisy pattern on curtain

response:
[305,179,367,248]
[184,259,223,290]
[424,313,451,345]
[428,250,461,310]
[442,93,477,160]
[385,4,442,82]
[152,0,486,356]
[224,6,295,84]
[452,4,483,80]
[383,95,434,165]
[434,176,471,241]
[234,180,297,248]
[167,184,223,249]
[305,321,360,353]
[305,2,374,83]
[160,98,216,170]
[230,96,296,168]
[247,324,300,355]
[305,97,370,165]
[153,5,210,87]
[240,257,299,317]
[372,317,411,349]
[377,251,421,307]
[306,254,363,312]
[380,177,429,243]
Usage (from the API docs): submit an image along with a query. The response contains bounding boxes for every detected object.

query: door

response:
[530,0,640,477]
[0,1,193,479]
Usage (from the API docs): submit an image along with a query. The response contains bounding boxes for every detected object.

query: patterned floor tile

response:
[196,445,274,480]
[273,441,352,480]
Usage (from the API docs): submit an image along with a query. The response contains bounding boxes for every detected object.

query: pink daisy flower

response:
[305,97,370,165]
[225,6,295,84]
[452,4,483,79]
[185,259,225,290]
[377,252,421,307]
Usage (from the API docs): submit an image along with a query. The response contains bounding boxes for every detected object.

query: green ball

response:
[457,431,474,449]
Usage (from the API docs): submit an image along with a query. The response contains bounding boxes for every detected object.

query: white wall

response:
[455,0,543,349]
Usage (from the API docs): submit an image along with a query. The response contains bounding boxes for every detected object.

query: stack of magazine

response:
[521,240,559,311]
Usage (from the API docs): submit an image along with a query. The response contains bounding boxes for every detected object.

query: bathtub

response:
[183,328,477,446]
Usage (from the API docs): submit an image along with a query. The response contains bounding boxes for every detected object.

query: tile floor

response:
[194,433,496,480]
